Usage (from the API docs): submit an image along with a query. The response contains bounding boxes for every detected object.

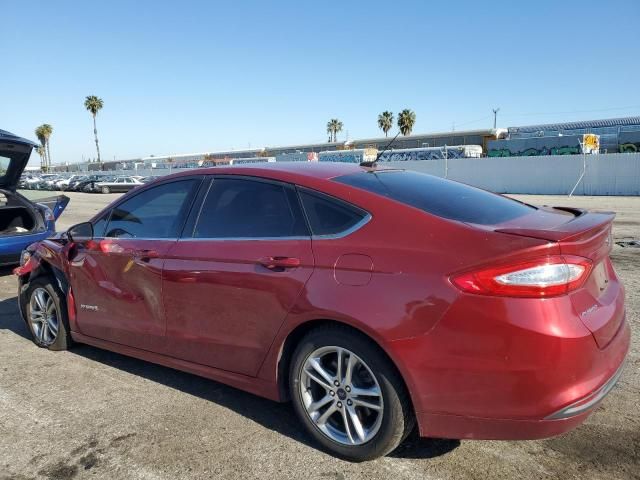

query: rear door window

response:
[193,177,308,238]
[334,170,534,225]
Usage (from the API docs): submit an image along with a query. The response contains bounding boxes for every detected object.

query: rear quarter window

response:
[334,170,534,225]
[299,189,368,236]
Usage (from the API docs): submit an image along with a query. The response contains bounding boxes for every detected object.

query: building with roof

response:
[48,115,640,173]
[488,116,640,156]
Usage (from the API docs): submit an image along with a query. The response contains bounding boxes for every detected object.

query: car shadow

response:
[0,293,459,461]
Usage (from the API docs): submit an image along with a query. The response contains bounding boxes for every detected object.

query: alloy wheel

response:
[29,288,59,346]
[299,346,384,446]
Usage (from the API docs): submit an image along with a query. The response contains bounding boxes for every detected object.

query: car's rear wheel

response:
[25,277,71,351]
[101,186,110,194]
[290,326,414,461]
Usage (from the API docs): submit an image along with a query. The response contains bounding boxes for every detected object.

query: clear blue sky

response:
[2,0,639,165]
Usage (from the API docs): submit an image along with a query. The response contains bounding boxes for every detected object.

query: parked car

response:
[14,163,629,461]
[56,175,82,191]
[0,129,68,265]
[93,176,144,193]
[69,175,102,192]
[33,174,63,191]
[18,174,42,189]
[80,176,115,193]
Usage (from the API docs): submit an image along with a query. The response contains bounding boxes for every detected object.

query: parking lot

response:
[1,191,638,480]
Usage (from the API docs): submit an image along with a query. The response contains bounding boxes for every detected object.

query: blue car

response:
[0,129,68,266]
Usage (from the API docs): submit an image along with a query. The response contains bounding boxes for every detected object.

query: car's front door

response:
[68,177,202,352]
[162,176,314,376]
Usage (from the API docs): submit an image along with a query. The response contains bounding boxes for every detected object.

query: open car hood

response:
[0,129,38,190]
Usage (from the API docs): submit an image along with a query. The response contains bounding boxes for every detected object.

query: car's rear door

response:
[162,175,314,376]
[114,178,126,192]
[68,177,202,352]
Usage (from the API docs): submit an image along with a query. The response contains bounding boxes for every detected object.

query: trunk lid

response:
[36,195,71,220]
[0,129,38,191]
[495,206,621,348]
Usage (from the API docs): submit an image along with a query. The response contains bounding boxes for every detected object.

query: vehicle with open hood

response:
[0,129,69,265]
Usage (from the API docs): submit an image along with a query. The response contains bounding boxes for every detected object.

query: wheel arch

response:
[275,319,415,415]
[19,258,69,318]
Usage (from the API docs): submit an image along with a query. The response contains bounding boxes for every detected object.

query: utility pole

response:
[492,108,500,129]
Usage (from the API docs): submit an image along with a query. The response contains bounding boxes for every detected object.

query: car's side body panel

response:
[163,238,315,376]
[67,238,175,352]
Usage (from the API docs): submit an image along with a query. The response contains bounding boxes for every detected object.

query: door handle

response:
[258,256,300,270]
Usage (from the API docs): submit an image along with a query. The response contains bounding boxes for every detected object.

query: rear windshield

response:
[334,170,535,225]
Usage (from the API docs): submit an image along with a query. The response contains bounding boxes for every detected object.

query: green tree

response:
[84,95,104,162]
[397,109,416,136]
[377,111,394,137]
[326,118,343,143]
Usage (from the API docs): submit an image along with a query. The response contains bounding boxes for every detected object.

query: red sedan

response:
[15,163,629,461]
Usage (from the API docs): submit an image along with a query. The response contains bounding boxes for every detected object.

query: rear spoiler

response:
[496,209,615,242]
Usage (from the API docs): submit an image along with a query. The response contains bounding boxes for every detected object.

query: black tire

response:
[24,277,72,351]
[289,325,414,461]
[101,186,110,194]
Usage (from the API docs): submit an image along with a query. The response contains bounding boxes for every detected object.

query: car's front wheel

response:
[290,326,414,461]
[24,277,71,351]
[101,186,110,194]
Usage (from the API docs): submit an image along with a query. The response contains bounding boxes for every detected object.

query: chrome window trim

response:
[308,212,372,240]
[93,237,180,241]
[296,186,372,240]
[178,211,371,242]
[178,236,310,242]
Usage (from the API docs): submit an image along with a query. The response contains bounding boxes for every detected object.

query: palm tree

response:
[397,109,416,136]
[326,119,343,143]
[35,124,53,170]
[35,145,47,171]
[377,111,394,137]
[84,95,104,162]
[34,126,47,166]
[41,124,53,167]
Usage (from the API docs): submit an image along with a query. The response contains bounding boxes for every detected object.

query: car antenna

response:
[361,130,401,167]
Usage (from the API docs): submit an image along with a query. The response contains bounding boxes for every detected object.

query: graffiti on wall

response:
[318,149,377,163]
[618,131,640,153]
[619,143,640,153]
[488,136,582,157]
[488,146,581,157]
[275,152,319,162]
[379,147,469,161]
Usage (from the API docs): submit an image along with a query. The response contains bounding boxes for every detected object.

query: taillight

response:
[451,255,592,298]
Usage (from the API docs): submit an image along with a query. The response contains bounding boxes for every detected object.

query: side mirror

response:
[67,222,94,243]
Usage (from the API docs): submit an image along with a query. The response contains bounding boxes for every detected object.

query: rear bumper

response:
[545,359,625,420]
[414,352,627,440]
[416,409,593,441]
[386,289,630,440]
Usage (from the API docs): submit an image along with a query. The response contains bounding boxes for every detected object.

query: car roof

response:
[167,162,387,184]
